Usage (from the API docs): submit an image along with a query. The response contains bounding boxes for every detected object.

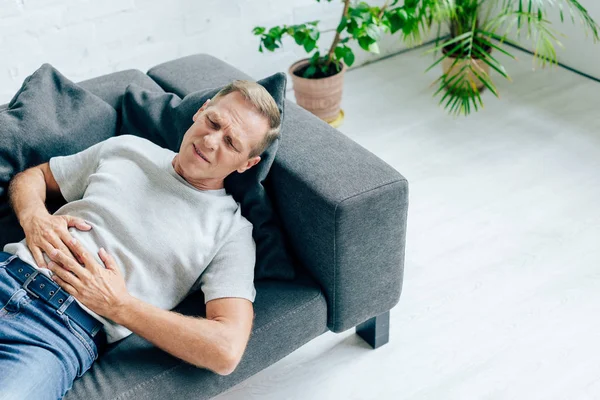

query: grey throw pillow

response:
[0,64,117,247]
[120,73,296,281]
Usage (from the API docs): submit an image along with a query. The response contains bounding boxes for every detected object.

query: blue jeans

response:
[0,252,99,400]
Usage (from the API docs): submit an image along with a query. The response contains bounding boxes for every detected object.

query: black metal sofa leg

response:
[356,310,390,349]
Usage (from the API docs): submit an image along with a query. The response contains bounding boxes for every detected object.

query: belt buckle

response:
[22,270,41,299]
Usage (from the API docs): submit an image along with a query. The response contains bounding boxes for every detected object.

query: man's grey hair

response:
[211,80,281,158]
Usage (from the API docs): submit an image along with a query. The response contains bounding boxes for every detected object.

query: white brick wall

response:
[0,0,413,104]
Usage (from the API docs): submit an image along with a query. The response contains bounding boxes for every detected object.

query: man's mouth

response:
[193,144,210,163]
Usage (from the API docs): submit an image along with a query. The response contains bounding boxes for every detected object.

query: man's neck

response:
[172,155,224,191]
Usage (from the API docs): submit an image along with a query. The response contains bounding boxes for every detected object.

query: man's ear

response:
[192,99,211,122]
[237,156,261,174]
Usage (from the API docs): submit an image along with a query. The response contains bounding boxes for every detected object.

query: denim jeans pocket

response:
[59,313,98,364]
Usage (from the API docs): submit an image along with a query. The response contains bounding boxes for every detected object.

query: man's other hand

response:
[46,239,130,320]
[21,211,92,268]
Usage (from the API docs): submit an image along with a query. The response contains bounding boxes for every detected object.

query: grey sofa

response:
[2,54,409,399]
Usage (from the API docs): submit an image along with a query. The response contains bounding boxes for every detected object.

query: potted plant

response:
[407,0,600,116]
[252,0,422,126]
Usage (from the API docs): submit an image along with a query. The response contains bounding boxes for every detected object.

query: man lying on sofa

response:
[0,80,280,400]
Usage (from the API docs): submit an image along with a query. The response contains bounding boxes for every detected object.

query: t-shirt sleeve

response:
[199,226,257,304]
[48,140,106,202]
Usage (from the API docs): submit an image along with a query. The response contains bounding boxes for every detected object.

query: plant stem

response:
[325,0,351,68]
[377,0,391,19]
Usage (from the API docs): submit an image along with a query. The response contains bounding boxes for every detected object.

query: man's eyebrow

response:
[207,111,244,148]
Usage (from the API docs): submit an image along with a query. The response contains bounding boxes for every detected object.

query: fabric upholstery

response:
[271,102,409,332]
[77,69,165,131]
[65,272,327,400]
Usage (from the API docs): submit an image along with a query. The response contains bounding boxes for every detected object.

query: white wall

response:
[506,0,600,79]
[0,0,414,104]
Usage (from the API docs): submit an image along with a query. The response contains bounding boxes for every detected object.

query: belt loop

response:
[91,324,102,336]
[22,271,41,299]
[57,295,75,315]
[0,254,17,267]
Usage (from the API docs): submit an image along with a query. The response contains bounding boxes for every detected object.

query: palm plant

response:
[408,0,600,116]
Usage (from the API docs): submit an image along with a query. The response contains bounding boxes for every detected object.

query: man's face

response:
[177,91,268,185]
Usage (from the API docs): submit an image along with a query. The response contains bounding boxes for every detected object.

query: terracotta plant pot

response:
[289,58,346,124]
[442,47,492,91]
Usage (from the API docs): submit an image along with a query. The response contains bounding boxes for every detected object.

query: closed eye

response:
[207,115,239,152]
[207,116,218,129]
[226,137,238,152]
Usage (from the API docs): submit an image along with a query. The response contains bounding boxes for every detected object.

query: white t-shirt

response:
[4,135,256,343]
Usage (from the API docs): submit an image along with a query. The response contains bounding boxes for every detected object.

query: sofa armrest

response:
[271,102,409,332]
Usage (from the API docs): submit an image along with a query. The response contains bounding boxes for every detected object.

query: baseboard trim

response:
[502,41,600,84]
[347,36,448,73]
[348,34,600,85]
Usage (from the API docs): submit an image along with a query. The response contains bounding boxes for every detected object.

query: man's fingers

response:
[64,215,92,231]
[59,231,83,263]
[49,248,89,280]
[40,241,59,265]
[49,268,79,295]
[30,246,47,268]
[49,234,75,264]
[99,248,119,274]
[64,238,97,274]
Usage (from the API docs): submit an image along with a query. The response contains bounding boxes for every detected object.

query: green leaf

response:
[472,43,509,79]
[343,49,355,66]
[471,65,499,97]
[294,31,306,46]
[358,36,373,51]
[475,33,517,60]
[348,17,361,36]
[304,65,317,78]
[310,51,321,63]
[334,46,347,60]
[303,37,316,53]
[263,36,275,51]
[426,31,473,54]
[252,27,265,35]
[365,24,380,40]
[356,2,370,13]
[388,9,407,34]
[425,40,469,73]
[336,18,347,33]
[368,42,380,54]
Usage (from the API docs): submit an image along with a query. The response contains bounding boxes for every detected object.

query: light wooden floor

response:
[215,47,600,400]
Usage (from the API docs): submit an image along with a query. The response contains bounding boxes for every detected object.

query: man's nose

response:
[203,132,219,150]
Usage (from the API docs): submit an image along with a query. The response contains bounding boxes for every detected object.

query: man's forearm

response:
[113,297,235,375]
[9,167,49,224]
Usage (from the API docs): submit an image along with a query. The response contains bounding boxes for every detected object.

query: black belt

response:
[2,253,107,352]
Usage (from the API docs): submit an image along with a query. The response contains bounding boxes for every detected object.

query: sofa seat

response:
[65,271,327,400]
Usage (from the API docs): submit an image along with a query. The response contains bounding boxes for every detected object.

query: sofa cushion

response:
[0,64,118,247]
[120,73,296,281]
[148,54,254,95]
[77,69,165,130]
[64,272,327,400]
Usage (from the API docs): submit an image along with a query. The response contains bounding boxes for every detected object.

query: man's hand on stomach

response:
[21,210,92,268]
